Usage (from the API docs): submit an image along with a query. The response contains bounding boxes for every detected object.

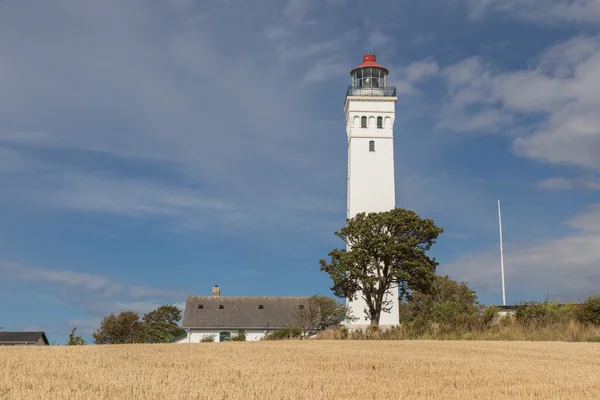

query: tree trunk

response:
[370,311,380,326]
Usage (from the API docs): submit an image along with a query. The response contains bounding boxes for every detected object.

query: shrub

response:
[578,295,600,326]
[515,300,576,328]
[264,327,303,340]
[200,334,216,343]
[483,305,500,326]
[400,275,481,334]
[317,327,349,340]
[230,330,246,342]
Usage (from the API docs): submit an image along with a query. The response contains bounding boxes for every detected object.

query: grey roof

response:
[0,332,49,345]
[182,296,311,329]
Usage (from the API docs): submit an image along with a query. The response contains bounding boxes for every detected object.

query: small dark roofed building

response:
[0,332,49,346]
[175,285,309,343]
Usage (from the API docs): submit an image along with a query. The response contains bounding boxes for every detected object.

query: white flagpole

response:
[497,198,506,306]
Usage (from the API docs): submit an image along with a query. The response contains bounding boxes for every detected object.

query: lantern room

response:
[349,54,392,96]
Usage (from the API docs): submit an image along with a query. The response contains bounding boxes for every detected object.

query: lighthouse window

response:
[361,116,367,128]
[377,117,383,128]
[355,69,362,88]
[369,140,375,152]
[353,68,386,91]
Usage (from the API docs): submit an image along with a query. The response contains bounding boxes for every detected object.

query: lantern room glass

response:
[352,67,387,90]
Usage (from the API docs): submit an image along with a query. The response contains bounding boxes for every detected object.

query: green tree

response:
[67,327,85,345]
[295,295,357,334]
[142,305,186,343]
[92,311,146,344]
[320,208,443,326]
[578,294,600,326]
[400,275,480,329]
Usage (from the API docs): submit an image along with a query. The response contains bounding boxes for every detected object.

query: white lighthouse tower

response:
[344,54,399,329]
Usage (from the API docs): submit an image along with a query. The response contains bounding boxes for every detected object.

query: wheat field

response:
[1,341,599,399]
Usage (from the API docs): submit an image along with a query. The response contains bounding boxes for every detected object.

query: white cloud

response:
[583,180,600,190]
[114,301,166,314]
[537,177,600,191]
[412,33,435,44]
[368,30,390,48]
[0,261,123,297]
[263,26,292,40]
[440,203,600,302]
[468,0,600,25]
[0,0,356,236]
[0,147,38,173]
[566,204,600,232]
[48,175,236,219]
[277,29,358,60]
[436,57,505,132]
[405,58,440,83]
[2,260,189,332]
[304,57,350,82]
[282,0,315,25]
[536,178,574,190]
[130,286,186,299]
[386,58,441,96]
[438,36,600,170]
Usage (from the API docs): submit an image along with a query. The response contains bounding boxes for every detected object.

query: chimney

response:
[212,285,220,296]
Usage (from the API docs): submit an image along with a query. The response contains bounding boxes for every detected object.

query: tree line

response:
[69,206,600,344]
[67,305,186,345]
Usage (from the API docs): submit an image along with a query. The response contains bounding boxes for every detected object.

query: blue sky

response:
[1,0,600,343]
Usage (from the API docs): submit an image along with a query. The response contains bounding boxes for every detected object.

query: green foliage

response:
[201,334,216,342]
[400,275,480,333]
[264,327,303,340]
[320,208,443,326]
[67,327,85,346]
[93,311,146,345]
[142,305,186,343]
[295,294,357,334]
[93,304,185,345]
[230,330,247,341]
[483,305,500,326]
[317,293,600,342]
[515,299,576,327]
[578,295,600,326]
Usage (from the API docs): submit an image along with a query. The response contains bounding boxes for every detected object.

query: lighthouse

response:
[344,54,399,329]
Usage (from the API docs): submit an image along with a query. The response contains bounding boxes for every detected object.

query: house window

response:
[361,116,367,128]
[377,116,383,128]
[369,140,375,152]
[218,304,224,309]
[219,332,231,342]
[258,305,264,309]
[198,305,203,309]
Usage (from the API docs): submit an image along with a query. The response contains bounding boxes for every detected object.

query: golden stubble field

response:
[1,341,599,399]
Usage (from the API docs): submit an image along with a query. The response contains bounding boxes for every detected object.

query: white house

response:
[173,285,310,343]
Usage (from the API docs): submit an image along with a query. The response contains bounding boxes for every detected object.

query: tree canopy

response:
[67,327,85,345]
[93,311,146,345]
[319,207,443,326]
[400,275,480,329]
[142,305,186,343]
[93,305,185,345]
[295,294,357,334]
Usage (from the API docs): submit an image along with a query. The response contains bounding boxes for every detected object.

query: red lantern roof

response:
[350,54,389,76]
